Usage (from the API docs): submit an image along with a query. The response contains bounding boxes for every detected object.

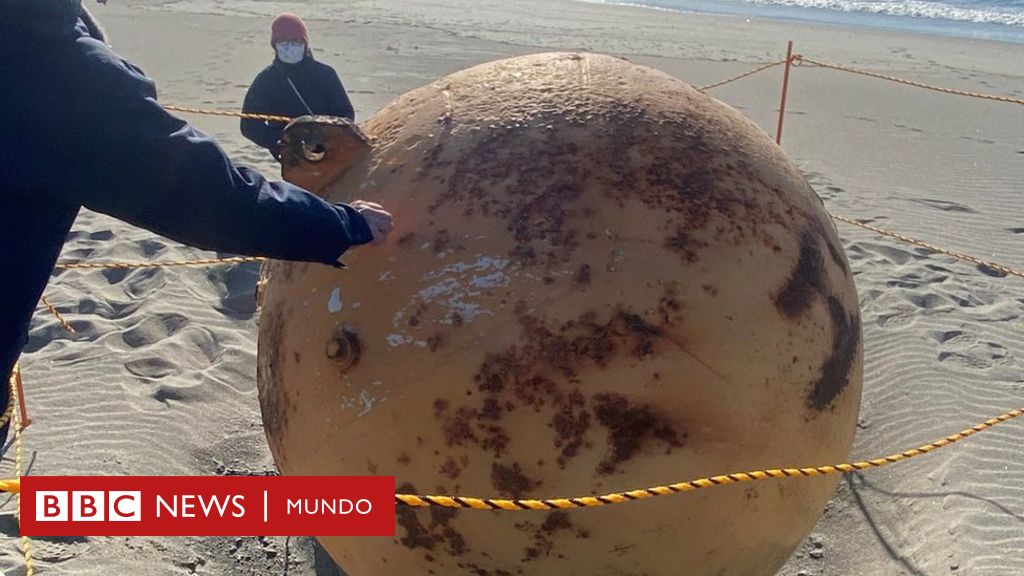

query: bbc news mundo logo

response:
[36,490,142,522]
[20,476,394,536]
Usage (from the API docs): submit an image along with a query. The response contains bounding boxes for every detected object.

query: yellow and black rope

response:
[395,406,1024,510]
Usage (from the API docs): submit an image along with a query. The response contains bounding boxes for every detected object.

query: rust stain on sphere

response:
[257,52,862,576]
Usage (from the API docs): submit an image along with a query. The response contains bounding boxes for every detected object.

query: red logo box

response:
[20,476,395,536]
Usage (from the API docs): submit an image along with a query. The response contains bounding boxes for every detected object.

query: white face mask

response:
[276,42,306,64]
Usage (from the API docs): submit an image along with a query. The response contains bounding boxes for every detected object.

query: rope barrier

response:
[6,365,35,574]
[396,406,1024,509]
[793,55,1024,106]
[54,255,264,270]
[699,59,787,91]
[3,403,1018,510]
[162,104,295,124]
[830,214,1024,280]
[40,297,75,334]
[165,62,787,115]
[162,61,787,120]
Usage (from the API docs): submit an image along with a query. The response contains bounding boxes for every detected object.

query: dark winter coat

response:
[241,56,355,154]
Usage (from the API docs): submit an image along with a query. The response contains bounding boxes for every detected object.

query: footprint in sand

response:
[124,268,167,299]
[66,229,114,242]
[122,312,190,348]
[802,170,825,184]
[22,536,92,564]
[101,267,129,284]
[908,198,978,214]
[153,384,198,404]
[885,271,949,289]
[929,329,965,344]
[887,278,924,289]
[976,263,1008,278]
[938,351,991,369]
[182,327,222,364]
[843,243,871,262]
[843,115,876,123]
[960,135,996,145]
[125,328,220,380]
[77,297,143,320]
[124,356,179,379]
[861,287,885,302]
[138,238,166,258]
[948,292,983,307]
[893,123,924,134]
[802,171,848,201]
[858,241,922,265]
[208,262,261,317]
[77,297,100,316]
[902,292,948,310]
[937,340,1008,370]
[23,319,97,353]
[846,215,887,227]
[875,311,914,328]
[60,247,96,261]
[814,184,844,200]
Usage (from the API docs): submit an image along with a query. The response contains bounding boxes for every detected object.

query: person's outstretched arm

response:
[71,40,377,264]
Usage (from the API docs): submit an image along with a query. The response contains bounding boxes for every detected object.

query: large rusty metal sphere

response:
[258,52,862,576]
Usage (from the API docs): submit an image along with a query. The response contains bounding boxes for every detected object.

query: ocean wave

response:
[584,0,1024,27]
[740,0,1024,26]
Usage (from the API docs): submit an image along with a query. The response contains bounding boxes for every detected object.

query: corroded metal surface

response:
[257,52,862,576]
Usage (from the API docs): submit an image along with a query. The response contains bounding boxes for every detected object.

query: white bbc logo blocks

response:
[108,491,141,521]
[71,491,105,521]
[35,491,141,522]
[36,491,68,521]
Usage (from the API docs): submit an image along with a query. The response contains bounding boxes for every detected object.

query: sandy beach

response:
[2,0,1023,574]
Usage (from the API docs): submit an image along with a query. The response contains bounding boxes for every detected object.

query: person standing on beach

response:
[0,0,393,441]
[241,13,357,159]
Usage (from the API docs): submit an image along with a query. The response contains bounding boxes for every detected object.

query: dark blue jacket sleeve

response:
[240,72,287,152]
[70,45,372,264]
[325,66,356,121]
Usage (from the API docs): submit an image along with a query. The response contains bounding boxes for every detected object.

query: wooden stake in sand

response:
[776,40,794,145]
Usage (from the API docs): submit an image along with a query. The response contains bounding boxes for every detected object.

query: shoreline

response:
[576,0,1024,45]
